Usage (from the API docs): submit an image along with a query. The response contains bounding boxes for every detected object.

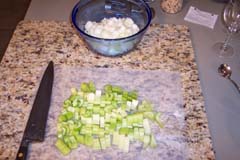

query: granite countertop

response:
[0,20,214,160]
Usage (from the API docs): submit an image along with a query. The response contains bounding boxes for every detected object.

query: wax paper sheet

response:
[28,67,188,160]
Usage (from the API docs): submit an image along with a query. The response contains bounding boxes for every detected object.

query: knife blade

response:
[16,61,54,160]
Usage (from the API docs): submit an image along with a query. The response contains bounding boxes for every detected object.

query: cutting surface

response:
[28,67,185,160]
[0,20,214,159]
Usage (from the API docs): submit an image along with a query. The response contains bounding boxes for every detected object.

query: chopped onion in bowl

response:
[85,17,140,39]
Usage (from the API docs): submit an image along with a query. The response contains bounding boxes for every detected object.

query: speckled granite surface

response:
[0,20,215,160]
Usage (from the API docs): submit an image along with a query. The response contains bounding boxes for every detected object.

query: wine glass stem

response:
[221,31,233,52]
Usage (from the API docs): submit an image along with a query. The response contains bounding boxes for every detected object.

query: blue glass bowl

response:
[71,0,152,56]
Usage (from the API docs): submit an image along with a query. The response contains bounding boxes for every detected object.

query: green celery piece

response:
[88,81,96,93]
[69,95,78,102]
[100,117,105,128]
[58,114,67,122]
[128,128,134,134]
[99,130,106,136]
[105,135,111,148]
[122,91,129,99]
[63,99,71,106]
[132,123,143,128]
[122,118,127,127]
[112,86,123,94]
[92,138,101,150]
[104,84,112,93]
[84,135,93,147]
[110,117,117,124]
[104,113,111,123]
[58,125,68,136]
[73,111,80,121]
[71,88,78,95]
[99,137,107,149]
[143,112,156,121]
[119,128,129,135]
[139,128,145,137]
[93,127,105,136]
[75,134,85,144]
[67,106,75,113]
[115,94,123,101]
[155,113,164,128]
[116,118,122,125]
[111,101,118,108]
[55,139,71,155]
[138,100,153,112]
[86,103,93,110]
[127,113,143,125]
[92,125,103,135]
[143,119,151,135]
[105,93,114,101]
[128,91,138,100]
[81,82,90,92]
[104,123,110,134]
[64,136,78,149]
[99,109,105,116]
[133,127,140,140]
[93,99,101,105]
[79,107,86,115]
[109,122,117,132]
[150,134,157,148]
[92,106,101,113]
[112,132,120,146]
[72,99,79,107]
[143,135,150,148]
[80,125,92,135]
[65,112,74,120]
[120,103,127,111]
[81,117,92,125]
[92,114,100,125]
[104,105,114,113]
[85,109,93,117]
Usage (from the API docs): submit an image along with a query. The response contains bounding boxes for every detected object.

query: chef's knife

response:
[16,61,54,160]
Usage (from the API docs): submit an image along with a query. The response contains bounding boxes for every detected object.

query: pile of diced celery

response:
[55,82,163,155]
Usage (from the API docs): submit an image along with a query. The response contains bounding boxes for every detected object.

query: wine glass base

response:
[213,42,234,58]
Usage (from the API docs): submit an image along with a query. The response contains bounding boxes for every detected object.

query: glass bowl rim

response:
[71,0,152,41]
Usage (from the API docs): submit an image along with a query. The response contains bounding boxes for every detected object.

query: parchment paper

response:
[28,67,188,160]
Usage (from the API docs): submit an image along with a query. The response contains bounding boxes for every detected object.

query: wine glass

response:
[213,0,240,58]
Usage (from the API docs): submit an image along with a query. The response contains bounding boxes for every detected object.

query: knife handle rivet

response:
[18,152,24,158]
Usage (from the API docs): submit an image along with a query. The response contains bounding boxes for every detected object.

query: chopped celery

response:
[112,86,123,94]
[58,114,67,122]
[56,82,163,155]
[150,134,157,148]
[143,135,150,148]
[81,82,90,92]
[88,81,96,93]
[143,119,151,135]
[75,134,85,144]
[112,132,120,146]
[100,137,107,149]
[55,139,71,155]
[63,136,78,149]
[92,138,101,150]
[119,127,129,135]
[105,135,111,148]
[104,84,112,93]
[84,135,93,147]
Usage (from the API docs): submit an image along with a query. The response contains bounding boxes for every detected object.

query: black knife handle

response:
[16,144,28,160]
